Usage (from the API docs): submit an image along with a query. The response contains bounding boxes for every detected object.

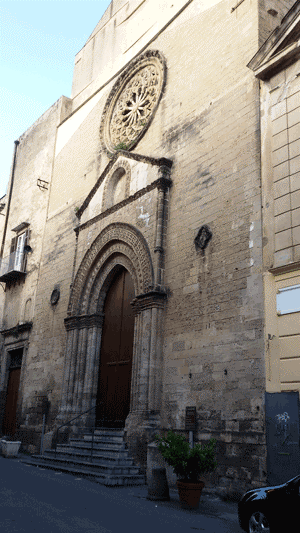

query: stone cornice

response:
[1,322,33,337]
[247,3,300,79]
[131,290,167,314]
[75,175,172,234]
[64,314,104,331]
[76,152,172,220]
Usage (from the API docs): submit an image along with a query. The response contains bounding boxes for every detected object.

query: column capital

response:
[131,290,167,315]
[64,313,104,331]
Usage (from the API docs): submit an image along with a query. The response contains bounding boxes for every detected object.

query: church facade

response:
[0,0,299,496]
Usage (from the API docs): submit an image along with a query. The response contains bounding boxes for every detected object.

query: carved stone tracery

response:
[100,50,166,156]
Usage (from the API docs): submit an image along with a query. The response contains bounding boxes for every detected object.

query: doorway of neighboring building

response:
[2,348,23,436]
[96,267,135,428]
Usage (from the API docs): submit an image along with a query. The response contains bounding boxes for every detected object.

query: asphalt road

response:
[0,455,244,533]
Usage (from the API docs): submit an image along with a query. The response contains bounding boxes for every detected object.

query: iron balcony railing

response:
[0,251,26,282]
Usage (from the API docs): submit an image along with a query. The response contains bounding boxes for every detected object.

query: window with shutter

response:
[14,232,26,271]
[8,236,17,271]
[0,225,30,282]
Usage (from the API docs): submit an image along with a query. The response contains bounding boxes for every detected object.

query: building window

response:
[0,223,30,283]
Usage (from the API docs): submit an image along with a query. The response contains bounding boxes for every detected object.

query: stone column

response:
[58,327,76,420]
[82,314,104,426]
[154,161,172,290]
[57,314,103,427]
[125,291,166,472]
[73,327,88,415]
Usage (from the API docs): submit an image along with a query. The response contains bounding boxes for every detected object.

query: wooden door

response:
[2,367,21,436]
[96,268,135,428]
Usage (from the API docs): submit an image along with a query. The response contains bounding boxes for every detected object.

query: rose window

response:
[100,51,166,155]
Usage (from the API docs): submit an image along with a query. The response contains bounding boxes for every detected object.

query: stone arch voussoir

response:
[68,223,154,316]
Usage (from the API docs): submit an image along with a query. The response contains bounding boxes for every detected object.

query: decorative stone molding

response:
[1,322,33,338]
[101,158,131,212]
[50,288,60,305]
[64,314,104,331]
[100,50,166,156]
[194,225,212,251]
[131,290,167,315]
[68,223,154,316]
[76,152,172,221]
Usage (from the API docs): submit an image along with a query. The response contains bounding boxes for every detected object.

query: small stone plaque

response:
[185,406,196,431]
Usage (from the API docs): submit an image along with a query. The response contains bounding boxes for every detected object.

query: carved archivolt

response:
[101,159,131,212]
[68,223,154,316]
[100,50,166,156]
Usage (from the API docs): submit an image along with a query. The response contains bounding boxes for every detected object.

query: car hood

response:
[240,483,286,503]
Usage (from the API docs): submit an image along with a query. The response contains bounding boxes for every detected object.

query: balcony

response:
[0,251,26,283]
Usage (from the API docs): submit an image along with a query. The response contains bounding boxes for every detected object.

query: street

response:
[0,456,244,532]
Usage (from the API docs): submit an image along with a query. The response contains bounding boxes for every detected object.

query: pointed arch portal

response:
[59,223,166,434]
[96,267,135,427]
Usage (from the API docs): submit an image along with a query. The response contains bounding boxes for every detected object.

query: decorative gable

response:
[248,2,300,80]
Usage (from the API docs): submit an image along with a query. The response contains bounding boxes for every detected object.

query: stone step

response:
[69,438,125,450]
[22,455,140,475]
[44,449,134,466]
[56,444,130,459]
[81,434,124,444]
[22,427,144,488]
[93,428,125,436]
[21,458,145,487]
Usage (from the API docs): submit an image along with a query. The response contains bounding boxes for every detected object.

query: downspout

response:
[0,140,19,261]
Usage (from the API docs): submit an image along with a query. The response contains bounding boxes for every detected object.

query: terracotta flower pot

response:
[177,480,205,508]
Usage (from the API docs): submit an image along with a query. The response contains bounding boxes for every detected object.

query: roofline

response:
[247,0,300,73]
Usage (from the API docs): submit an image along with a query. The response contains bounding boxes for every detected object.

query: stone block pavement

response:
[0,454,244,533]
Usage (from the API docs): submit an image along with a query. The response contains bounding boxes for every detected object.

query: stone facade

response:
[0,0,298,498]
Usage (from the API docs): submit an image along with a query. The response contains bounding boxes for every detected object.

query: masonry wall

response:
[1,98,69,331]
[1,0,297,494]
[0,97,70,444]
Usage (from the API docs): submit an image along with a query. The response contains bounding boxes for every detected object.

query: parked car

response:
[238,474,300,532]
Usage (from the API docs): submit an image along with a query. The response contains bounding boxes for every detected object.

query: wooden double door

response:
[96,268,135,428]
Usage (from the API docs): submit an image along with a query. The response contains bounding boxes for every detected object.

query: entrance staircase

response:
[21,428,146,487]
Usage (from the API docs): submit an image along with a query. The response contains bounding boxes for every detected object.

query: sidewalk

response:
[0,454,244,533]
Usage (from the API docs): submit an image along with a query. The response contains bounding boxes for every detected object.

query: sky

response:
[0,0,112,198]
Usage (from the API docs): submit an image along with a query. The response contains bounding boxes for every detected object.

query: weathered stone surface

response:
[1,0,299,495]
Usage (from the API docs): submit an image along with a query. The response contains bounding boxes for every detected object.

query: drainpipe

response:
[0,140,19,261]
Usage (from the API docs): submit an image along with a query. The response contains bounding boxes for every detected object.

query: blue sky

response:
[0,0,111,198]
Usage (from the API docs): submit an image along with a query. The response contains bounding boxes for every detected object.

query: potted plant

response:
[155,430,217,508]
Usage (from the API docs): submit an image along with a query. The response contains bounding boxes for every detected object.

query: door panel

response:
[96,268,135,428]
[280,358,300,382]
[120,270,135,362]
[2,368,21,436]
[279,336,300,359]
[278,314,300,336]
[265,391,300,485]
[100,271,123,364]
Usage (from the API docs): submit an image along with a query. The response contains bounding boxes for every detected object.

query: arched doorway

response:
[96,267,135,428]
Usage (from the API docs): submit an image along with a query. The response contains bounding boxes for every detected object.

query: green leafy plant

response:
[115,142,129,150]
[155,430,217,483]
[114,140,135,151]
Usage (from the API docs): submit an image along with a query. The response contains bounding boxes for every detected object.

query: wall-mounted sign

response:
[276,284,300,315]
[185,406,197,431]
